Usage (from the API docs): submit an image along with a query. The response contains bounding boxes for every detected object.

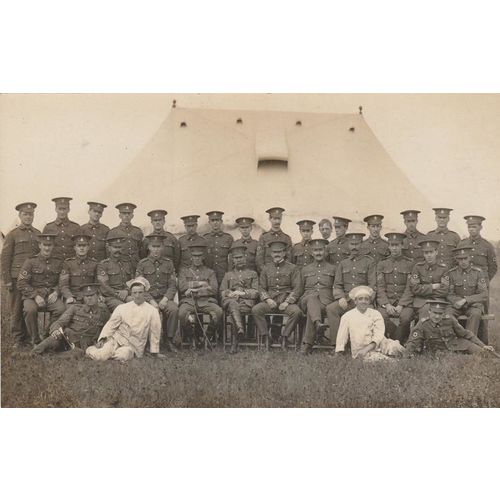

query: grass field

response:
[2,259,500,408]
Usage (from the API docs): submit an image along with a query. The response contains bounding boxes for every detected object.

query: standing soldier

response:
[252,239,303,347]
[203,211,234,285]
[178,215,207,269]
[359,214,390,264]
[43,197,81,261]
[291,220,316,267]
[299,239,336,354]
[108,203,144,267]
[376,233,414,343]
[136,234,179,352]
[255,207,293,273]
[427,207,460,267]
[318,218,333,242]
[409,238,449,319]
[400,209,426,263]
[447,246,488,338]
[325,233,376,346]
[80,201,110,262]
[229,217,258,272]
[17,233,66,346]
[97,235,135,311]
[143,209,181,271]
[59,234,98,304]
[326,216,351,266]
[177,242,223,344]
[1,202,41,347]
[220,243,260,353]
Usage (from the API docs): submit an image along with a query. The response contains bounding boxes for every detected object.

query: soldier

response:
[43,197,81,261]
[97,235,135,311]
[203,211,234,284]
[252,240,303,347]
[291,220,316,267]
[318,218,333,241]
[405,299,496,357]
[17,233,66,346]
[255,207,293,273]
[460,215,497,282]
[178,215,207,268]
[220,243,259,353]
[325,233,376,346]
[178,242,223,344]
[326,216,351,266]
[299,239,336,354]
[359,214,390,264]
[108,203,144,267]
[80,201,110,262]
[446,246,488,337]
[376,233,414,343]
[1,202,41,347]
[229,217,258,272]
[427,207,460,267]
[59,234,98,304]
[32,284,110,355]
[400,209,426,263]
[142,209,181,271]
[136,234,179,352]
[409,238,449,319]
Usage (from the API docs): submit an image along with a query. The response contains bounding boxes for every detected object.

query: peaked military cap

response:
[266,207,285,217]
[206,211,224,219]
[80,283,100,296]
[332,216,352,225]
[72,233,91,244]
[267,239,288,251]
[147,209,168,219]
[181,215,200,223]
[296,220,316,230]
[453,245,473,258]
[38,233,57,243]
[363,214,384,225]
[229,243,248,254]
[145,234,167,245]
[427,299,449,311]
[188,241,208,256]
[418,238,440,250]
[52,197,72,207]
[433,208,453,215]
[385,232,407,243]
[115,203,137,213]
[15,202,37,213]
[235,216,255,226]
[106,234,124,244]
[400,209,420,219]
[87,201,107,211]
[464,215,485,224]
[345,233,365,242]
[307,238,329,249]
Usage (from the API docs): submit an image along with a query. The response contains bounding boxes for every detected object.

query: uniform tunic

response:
[359,236,390,264]
[97,256,134,310]
[228,237,258,272]
[108,223,144,266]
[291,241,314,267]
[18,254,64,299]
[203,230,234,284]
[427,228,460,267]
[376,255,413,307]
[220,268,259,310]
[178,233,208,268]
[142,230,181,271]
[59,256,98,301]
[459,236,497,281]
[333,254,377,300]
[80,222,110,262]
[402,230,426,263]
[255,230,293,273]
[409,261,449,309]
[43,219,81,261]
[326,235,350,267]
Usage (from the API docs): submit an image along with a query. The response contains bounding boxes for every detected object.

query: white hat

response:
[126,276,151,291]
[349,285,375,301]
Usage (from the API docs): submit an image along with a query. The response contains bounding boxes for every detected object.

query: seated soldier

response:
[405,299,497,357]
[177,242,223,346]
[220,243,259,354]
[32,284,109,355]
[446,245,488,336]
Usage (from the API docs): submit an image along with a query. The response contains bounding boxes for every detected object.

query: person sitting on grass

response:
[335,286,406,361]
[85,277,165,362]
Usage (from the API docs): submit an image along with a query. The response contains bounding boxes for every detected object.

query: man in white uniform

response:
[86,277,164,361]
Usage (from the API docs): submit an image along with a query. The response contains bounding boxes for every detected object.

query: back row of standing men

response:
[1,197,497,353]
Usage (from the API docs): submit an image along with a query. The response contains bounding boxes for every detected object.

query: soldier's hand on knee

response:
[339,298,348,310]
[66,297,75,305]
[395,305,403,314]
[385,304,396,316]
[35,295,46,308]
[47,291,58,305]
[266,299,277,309]
[117,290,128,301]
[159,297,169,309]
[278,301,289,312]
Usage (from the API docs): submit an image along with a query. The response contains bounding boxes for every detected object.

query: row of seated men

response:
[2,213,496,355]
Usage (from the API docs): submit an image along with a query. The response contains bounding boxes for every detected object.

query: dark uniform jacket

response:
[178,233,208,268]
[178,265,218,306]
[460,236,497,281]
[300,261,336,306]
[409,261,449,308]
[402,230,426,263]
[97,256,134,297]
[108,224,144,266]
[333,254,377,300]
[17,254,63,299]
[326,235,350,267]
[258,260,302,304]
[203,230,234,279]
[136,256,177,301]
[1,224,41,283]
[142,230,181,270]
[291,241,314,267]
[80,222,110,262]
[376,255,413,307]
[43,219,81,261]
[427,228,460,267]
[255,230,293,272]
[359,236,390,264]
[228,237,258,272]
[59,256,98,301]
[220,268,259,308]
[406,315,484,354]
[446,265,488,308]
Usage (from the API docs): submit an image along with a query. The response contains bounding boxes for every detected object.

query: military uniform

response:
[326,235,350,267]
[43,219,81,261]
[402,230,426,263]
[292,241,315,267]
[359,236,390,264]
[409,261,449,314]
[108,224,144,267]
[179,233,208,268]
[80,222,110,261]
[97,255,135,311]
[203,230,234,284]
[256,230,293,272]
[1,203,41,344]
[142,230,181,270]
[229,237,258,271]
[59,256,98,302]
[426,228,460,268]
[459,235,497,281]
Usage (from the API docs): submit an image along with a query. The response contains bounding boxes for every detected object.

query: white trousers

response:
[86,337,135,362]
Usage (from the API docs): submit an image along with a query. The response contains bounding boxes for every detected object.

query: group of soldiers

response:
[1,197,497,357]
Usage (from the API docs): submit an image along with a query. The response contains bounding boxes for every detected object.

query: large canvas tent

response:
[100,106,431,237]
